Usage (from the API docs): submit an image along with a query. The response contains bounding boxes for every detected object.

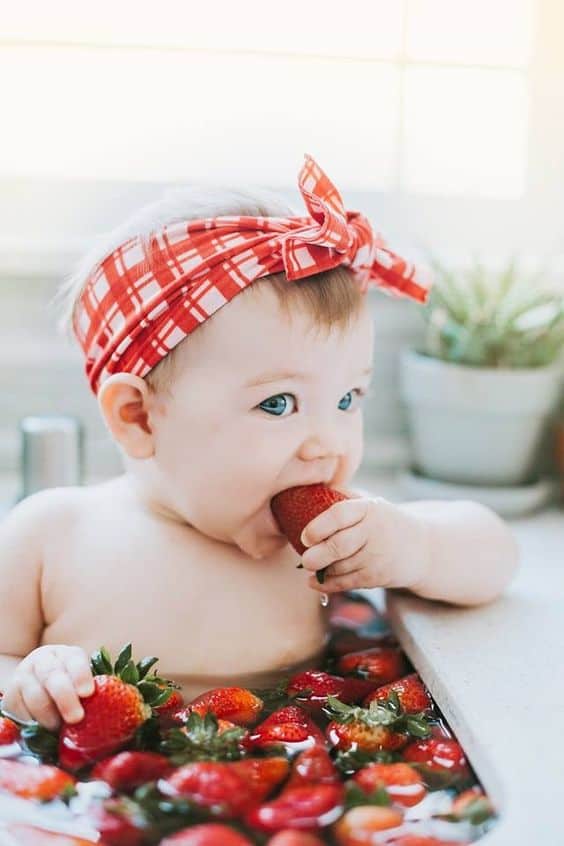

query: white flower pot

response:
[399,348,564,486]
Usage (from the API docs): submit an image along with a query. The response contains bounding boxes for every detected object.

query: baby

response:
[0,155,518,734]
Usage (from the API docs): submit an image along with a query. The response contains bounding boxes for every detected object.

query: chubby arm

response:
[398,499,520,606]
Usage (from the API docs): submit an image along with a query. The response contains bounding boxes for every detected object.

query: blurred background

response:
[0,0,563,498]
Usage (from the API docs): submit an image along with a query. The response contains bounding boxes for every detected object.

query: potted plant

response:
[399,257,564,486]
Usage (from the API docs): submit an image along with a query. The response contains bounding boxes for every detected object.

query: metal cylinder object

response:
[19,415,84,500]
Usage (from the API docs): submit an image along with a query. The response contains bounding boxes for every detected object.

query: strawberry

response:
[449,786,494,824]
[352,762,426,807]
[0,759,75,801]
[332,805,403,845]
[286,671,366,714]
[271,484,349,583]
[91,750,173,792]
[337,647,407,685]
[245,782,344,832]
[267,832,326,846]
[87,799,146,846]
[4,825,101,846]
[159,824,254,845]
[402,738,468,776]
[154,686,185,727]
[246,705,326,751]
[160,760,257,818]
[363,675,432,714]
[324,695,430,754]
[160,711,248,764]
[230,756,290,801]
[0,715,20,744]
[286,747,340,789]
[329,631,397,659]
[58,643,171,771]
[182,687,264,726]
[329,597,377,629]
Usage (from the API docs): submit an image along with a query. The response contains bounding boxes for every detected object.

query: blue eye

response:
[258,393,297,417]
[339,389,366,411]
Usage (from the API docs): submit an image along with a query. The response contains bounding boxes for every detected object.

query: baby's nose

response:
[297,420,346,462]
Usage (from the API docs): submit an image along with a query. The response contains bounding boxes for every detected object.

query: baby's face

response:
[148,284,374,559]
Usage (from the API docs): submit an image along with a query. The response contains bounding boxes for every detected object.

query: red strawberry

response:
[4,825,100,846]
[160,824,254,845]
[245,783,344,832]
[330,631,397,659]
[324,696,429,754]
[286,747,340,789]
[0,715,20,744]
[0,759,75,801]
[160,761,257,818]
[327,719,407,754]
[246,705,326,751]
[182,687,264,726]
[364,674,432,714]
[91,750,173,792]
[267,832,326,846]
[337,647,407,685]
[271,484,349,557]
[329,597,377,628]
[352,762,426,807]
[286,671,364,714]
[58,644,169,771]
[450,786,494,823]
[332,806,404,844]
[87,800,146,846]
[402,738,468,775]
[230,756,290,802]
[154,686,185,727]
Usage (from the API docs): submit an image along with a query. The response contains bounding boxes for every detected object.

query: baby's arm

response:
[0,491,94,729]
[397,499,520,606]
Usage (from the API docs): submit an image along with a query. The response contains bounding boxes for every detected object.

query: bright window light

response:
[401,67,529,198]
[0,46,400,188]
[1,0,405,59]
[406,0,535,66]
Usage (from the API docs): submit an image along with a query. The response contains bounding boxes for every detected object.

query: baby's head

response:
[57,157,426,560]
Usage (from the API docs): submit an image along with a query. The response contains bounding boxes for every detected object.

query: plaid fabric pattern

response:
[74,153,430,395]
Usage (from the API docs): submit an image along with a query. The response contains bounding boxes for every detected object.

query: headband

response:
[73,154,429,395]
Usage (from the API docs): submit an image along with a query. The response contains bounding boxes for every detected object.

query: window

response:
[0,0,535,197]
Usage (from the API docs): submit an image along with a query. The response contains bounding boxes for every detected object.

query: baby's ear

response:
[97,374,155,459]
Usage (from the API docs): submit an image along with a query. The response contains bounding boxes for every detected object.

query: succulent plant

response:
[417,255,564,367]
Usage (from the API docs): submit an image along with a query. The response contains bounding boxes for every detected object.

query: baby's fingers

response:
[20,673,61,732]
[301,498,369,548]
[61,648,95,698]
[301,522,366,573]
[33,654,85,725]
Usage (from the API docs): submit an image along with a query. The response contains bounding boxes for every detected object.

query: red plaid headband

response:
[74,154,429,395]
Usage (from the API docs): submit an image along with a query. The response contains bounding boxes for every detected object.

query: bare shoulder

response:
[1,485,86,542]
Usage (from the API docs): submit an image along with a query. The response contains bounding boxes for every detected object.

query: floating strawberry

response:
[246,705,326,751]
[286,746,340,789]
[352,762,426,807]
[332,805,403,845]
[154,686,185,728]
[286,670,370,715]
[402,738,470,788]
[0,715,20,745]
[329,631,397,659]
[325,694,430,755]
[57,643,173,771]
[447,786,495,824]
[181,687,264,726]
[230,756,290,802]
[87,798,147,846]
[266,832,326,846]
[363,674,432,714]
[160,711,247,764]
[91,750,173,792]
[159,823,254,845]
[245,783,344,832]
[271,484,349,583]
[337,647,407,685]
[0,759,75,801]
[159,760,257,818]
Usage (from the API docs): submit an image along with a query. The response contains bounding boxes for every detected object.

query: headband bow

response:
[74,154,429,395]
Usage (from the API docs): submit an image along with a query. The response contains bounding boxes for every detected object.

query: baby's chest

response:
[40,531,327,678]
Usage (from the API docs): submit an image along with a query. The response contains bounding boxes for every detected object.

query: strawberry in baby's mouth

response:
[270,484,349,584]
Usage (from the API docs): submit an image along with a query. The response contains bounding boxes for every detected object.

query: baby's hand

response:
[1,645,95,731]
[300,496,429,595]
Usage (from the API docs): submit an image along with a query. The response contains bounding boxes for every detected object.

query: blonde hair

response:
[55,184,365,396]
